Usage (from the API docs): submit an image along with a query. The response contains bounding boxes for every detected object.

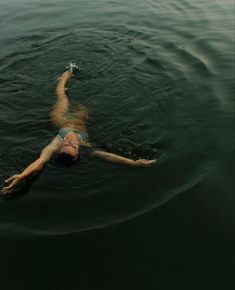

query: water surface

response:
[0,0,234,289]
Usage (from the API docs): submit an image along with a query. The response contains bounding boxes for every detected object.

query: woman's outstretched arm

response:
[91,150,156,167]
[1,138,61,195]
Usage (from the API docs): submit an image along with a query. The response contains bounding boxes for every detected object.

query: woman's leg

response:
[50,71,73,128]
[73,104,89,122]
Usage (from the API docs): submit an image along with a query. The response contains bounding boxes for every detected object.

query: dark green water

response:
[0,0,234,289]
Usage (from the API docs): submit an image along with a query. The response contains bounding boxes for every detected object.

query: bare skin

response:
[2,69,156,195]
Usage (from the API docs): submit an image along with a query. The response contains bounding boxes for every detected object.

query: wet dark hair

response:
[54,152,80,166]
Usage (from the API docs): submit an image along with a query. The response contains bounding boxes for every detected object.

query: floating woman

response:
[2,63,156,195]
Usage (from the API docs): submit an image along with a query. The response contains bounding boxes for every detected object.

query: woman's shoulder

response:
[80,141,92,147]
[79,143,98,158]
[75,130,89,143]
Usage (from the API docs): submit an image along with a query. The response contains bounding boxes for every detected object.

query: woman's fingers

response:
[134,159,157,167]
[5,176,16,183]
[5,174,22,183]
[148,159,157,164]
[5,174,21,183]
[1,185,14,195]
[2,184,17,195]
[143,159,157,166]
[1,175,22,195]
[3,181,16,191]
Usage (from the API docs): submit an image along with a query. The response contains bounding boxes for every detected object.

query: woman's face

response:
[60,136,80,157]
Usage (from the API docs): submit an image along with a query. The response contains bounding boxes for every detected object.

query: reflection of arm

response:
[2,138,61,194]
[91,150,156,167]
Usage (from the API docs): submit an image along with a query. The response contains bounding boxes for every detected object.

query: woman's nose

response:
[71,142,78,148]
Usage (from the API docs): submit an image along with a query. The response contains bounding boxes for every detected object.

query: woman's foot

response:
[66,62,79,73]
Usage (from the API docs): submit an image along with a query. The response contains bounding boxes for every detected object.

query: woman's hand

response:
[133,159,157,167]
[1,174,25,195]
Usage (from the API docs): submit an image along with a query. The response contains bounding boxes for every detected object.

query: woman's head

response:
[55,151,80,166]
[60,140,79,156]
[56,133,81,166]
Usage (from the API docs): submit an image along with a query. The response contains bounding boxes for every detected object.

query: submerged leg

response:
[72,104,89,126]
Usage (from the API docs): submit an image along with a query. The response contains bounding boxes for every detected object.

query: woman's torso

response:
[57,127,89,143]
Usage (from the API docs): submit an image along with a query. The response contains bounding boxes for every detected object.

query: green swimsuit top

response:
[57,128,89,142]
